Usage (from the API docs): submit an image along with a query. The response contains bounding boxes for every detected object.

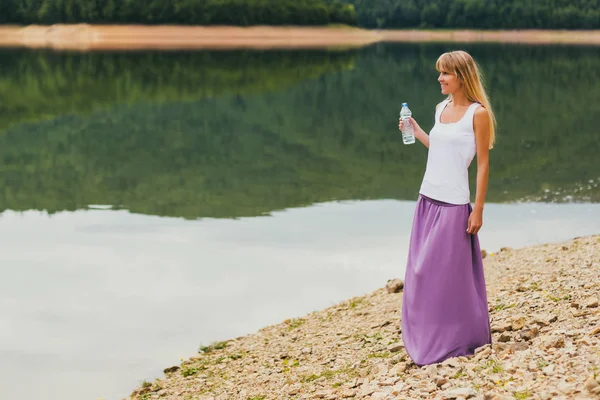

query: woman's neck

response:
[450,92,471,106]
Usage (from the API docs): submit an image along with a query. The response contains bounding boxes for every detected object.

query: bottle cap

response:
[401,102,408,107]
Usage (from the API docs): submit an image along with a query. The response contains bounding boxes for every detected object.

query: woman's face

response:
[437,71,461,95]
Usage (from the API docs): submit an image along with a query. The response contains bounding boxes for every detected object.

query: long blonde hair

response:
[436,50,497,149]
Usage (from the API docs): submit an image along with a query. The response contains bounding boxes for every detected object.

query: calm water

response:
[0,43,599,400]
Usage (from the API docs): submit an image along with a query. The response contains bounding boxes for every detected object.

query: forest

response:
[0,0,358,26]
[1,0,599,29]
[324,0,600,29]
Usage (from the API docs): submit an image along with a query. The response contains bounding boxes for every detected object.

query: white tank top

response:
[419,99,481,205]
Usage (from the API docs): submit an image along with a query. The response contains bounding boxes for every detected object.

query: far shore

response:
[0,25,599,51]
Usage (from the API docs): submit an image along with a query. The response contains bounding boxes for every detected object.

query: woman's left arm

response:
[467,107,491,235]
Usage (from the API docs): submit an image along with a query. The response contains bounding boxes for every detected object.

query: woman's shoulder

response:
[473,105,489,117]
[435,99,449,110]
[473,105,490,127]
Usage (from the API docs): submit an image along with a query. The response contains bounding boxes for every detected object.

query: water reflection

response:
[0,44,599,221]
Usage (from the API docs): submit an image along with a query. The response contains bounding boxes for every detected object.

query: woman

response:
[398,50,495,366]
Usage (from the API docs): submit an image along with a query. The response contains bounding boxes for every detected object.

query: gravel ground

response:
[129,234,600,400]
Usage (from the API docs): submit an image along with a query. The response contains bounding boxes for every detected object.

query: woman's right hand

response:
[398,116,421,133]
[399,116,430,148]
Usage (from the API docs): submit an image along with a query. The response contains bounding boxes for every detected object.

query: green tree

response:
[324,0,600,29]
[420,4,443,28]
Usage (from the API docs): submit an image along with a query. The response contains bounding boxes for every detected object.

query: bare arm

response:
[413,121,429,149]
[467,106,491,235]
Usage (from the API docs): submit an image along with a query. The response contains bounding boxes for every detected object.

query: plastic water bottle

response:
[400,102,415,145]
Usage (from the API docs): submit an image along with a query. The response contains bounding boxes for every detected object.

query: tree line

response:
[323,0,600,29]
[0,0,358,26]
[1,0,599,28]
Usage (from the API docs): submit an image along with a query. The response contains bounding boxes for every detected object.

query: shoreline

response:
[379,29,600,45]
[1,25,600,51]
[128,234,600,399]
[0,25,380,51]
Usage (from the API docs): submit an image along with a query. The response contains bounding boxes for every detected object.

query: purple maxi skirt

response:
[401,195,491,366]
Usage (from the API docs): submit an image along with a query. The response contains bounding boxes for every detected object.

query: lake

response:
[0,42,599,400]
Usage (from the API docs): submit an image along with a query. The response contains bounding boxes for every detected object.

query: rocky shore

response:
[129,235,600,400]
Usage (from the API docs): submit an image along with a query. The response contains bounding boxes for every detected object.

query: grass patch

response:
[489,360,504,374]
[476,358,504,374]
[390,353,407,364]
[181,365,200,377]
[536,358,549,369]
[283,358,300,373]
[283,359,300,367]
[453,369,467,379]
[357,332,384,343]
[230,354,242,360]
[514,391,531,399]
[180,358,211,378]
[248,397,266,400]
[323,312,334,321]
[199,341,228,354]
[285,318,306,330]
[348,296,366,309]
[302,373,320,383]
[493,302,517,311]
[547,293,571,302]
[368,351,391,359]
[301,366,357,383]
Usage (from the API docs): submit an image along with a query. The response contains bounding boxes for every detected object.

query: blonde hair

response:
[436,50,497,149]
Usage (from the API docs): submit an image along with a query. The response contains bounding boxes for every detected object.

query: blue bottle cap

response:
[401,102,408,107]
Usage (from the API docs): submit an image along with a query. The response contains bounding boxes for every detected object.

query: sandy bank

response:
[1,25,600,51]
[379,29,600,45]
[128,234,600,399]
[0,25,380,50]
